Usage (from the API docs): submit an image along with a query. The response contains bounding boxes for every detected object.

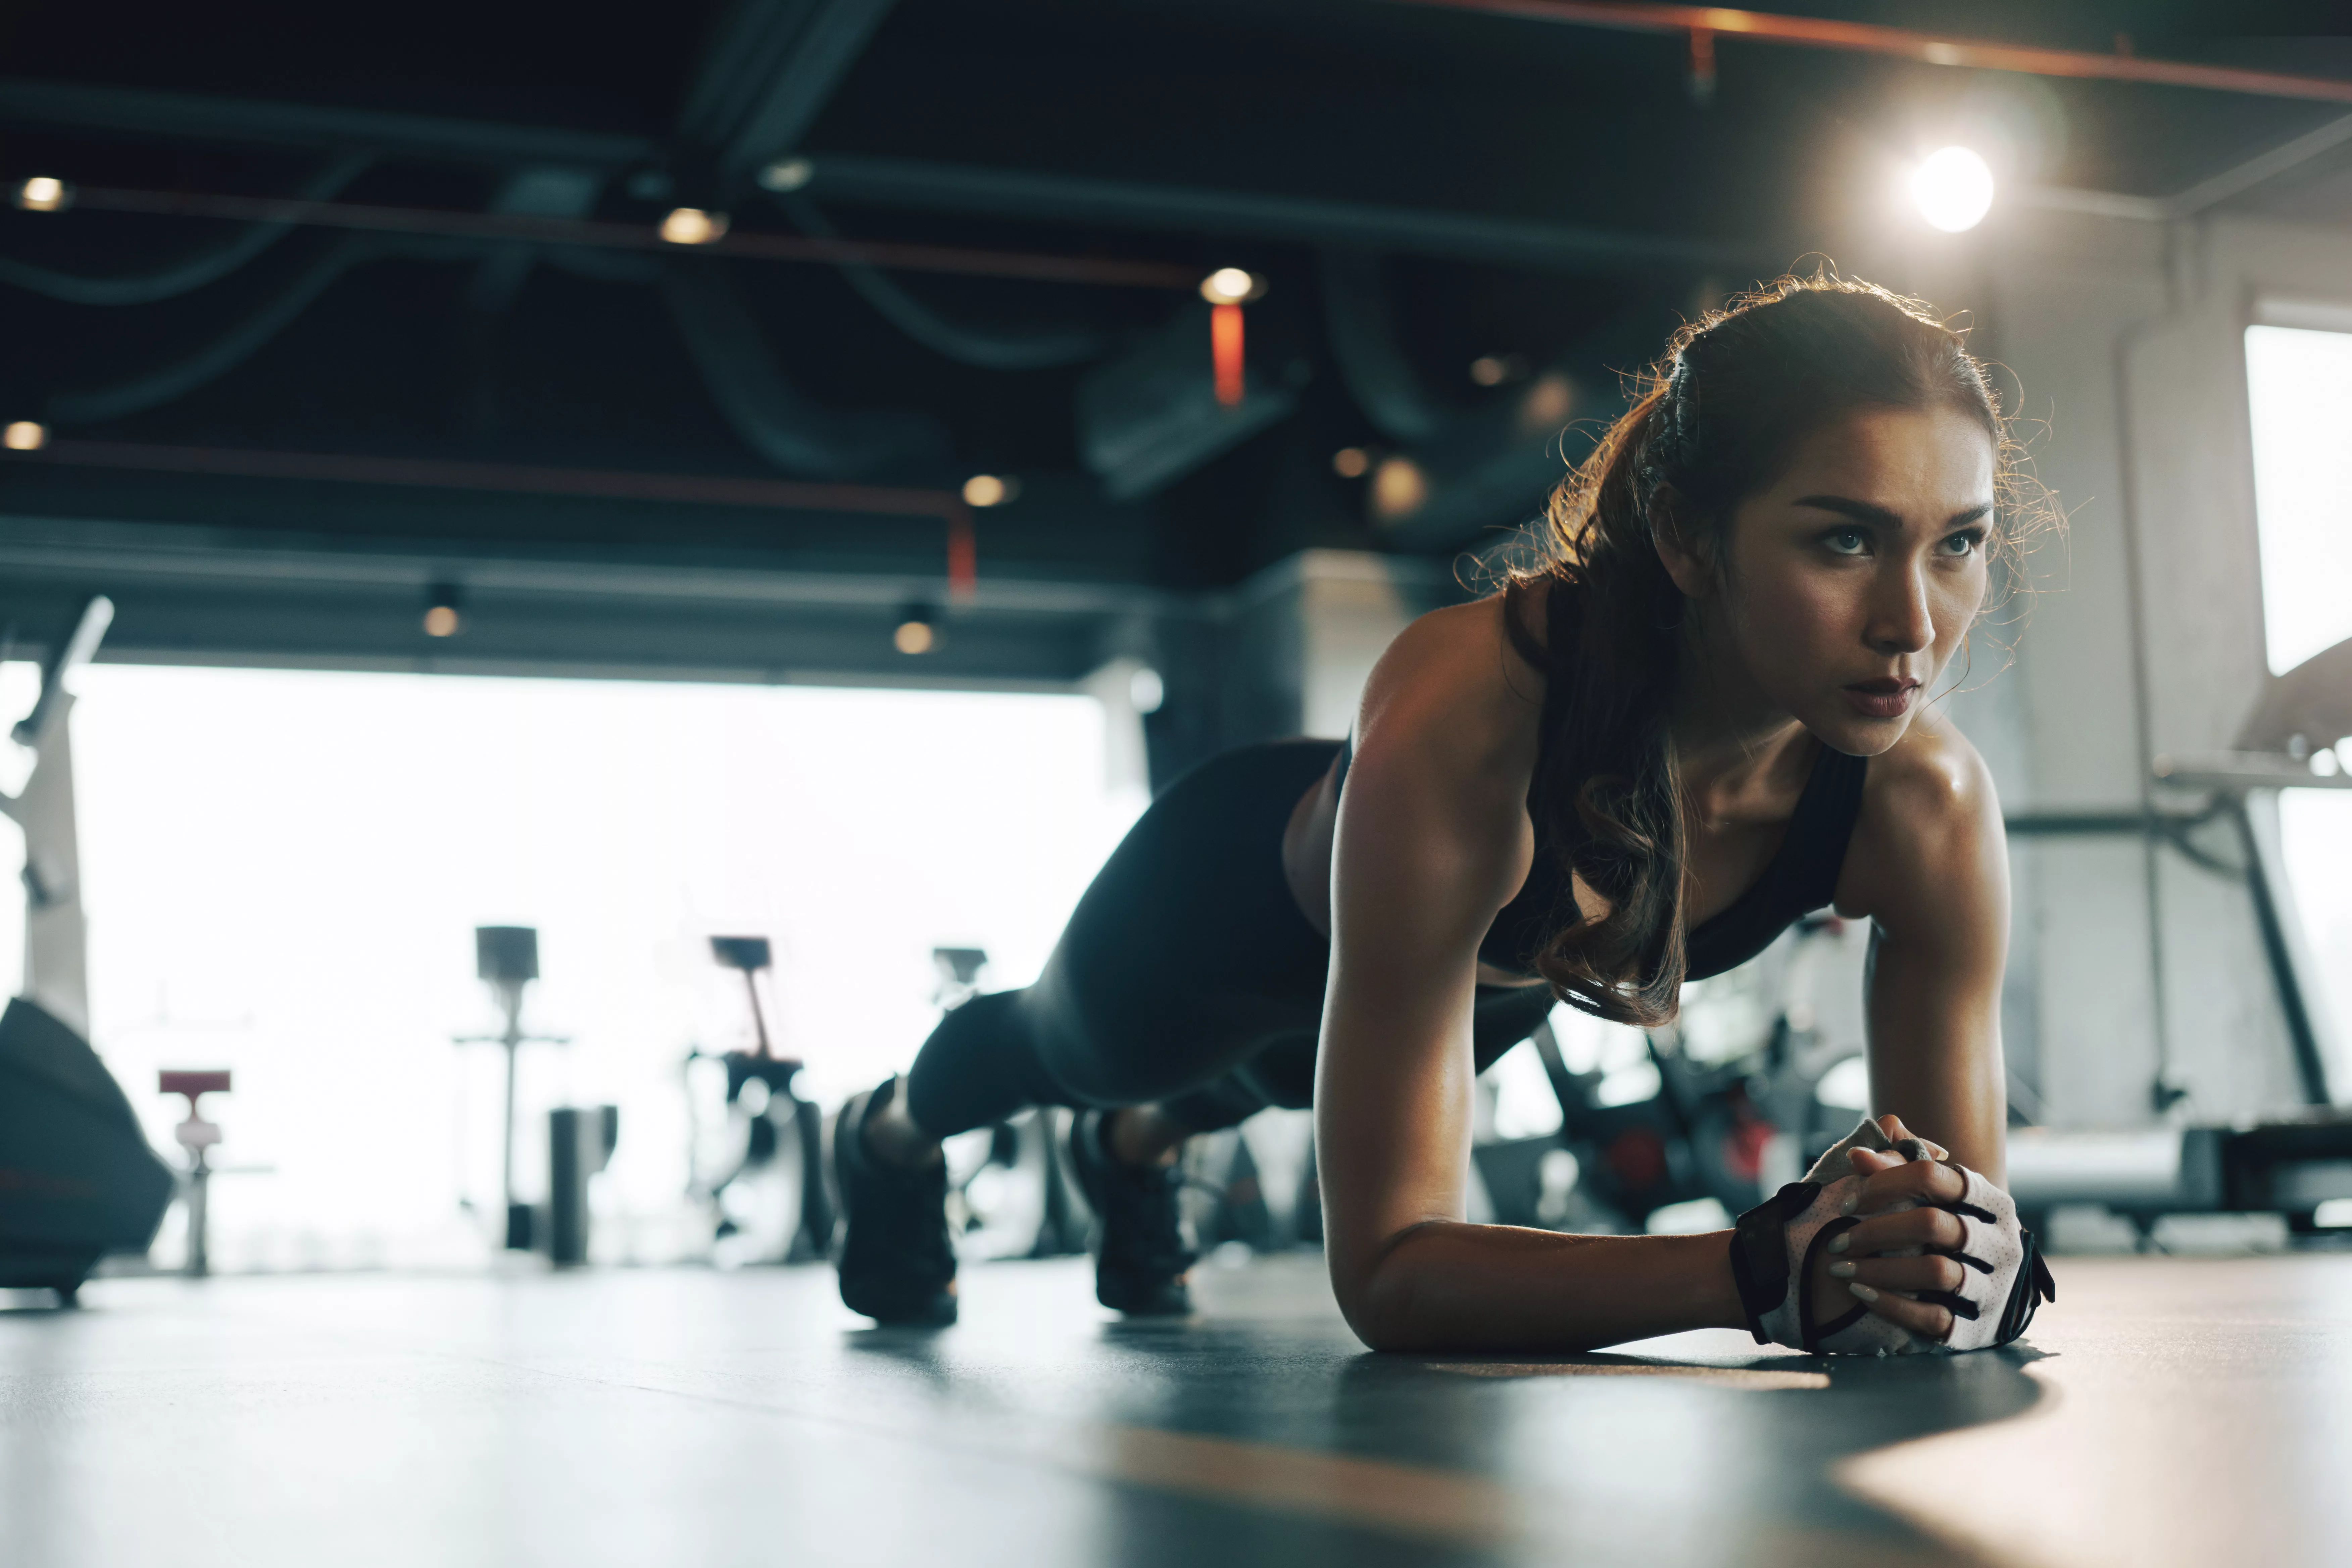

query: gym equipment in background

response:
[454,926,568,1250]
[545,1105,619,1266]
[1,594,114,1038]
[0,997,174,1303]
[1469,917,1854,1235]
[1991,633,2352,1239]
[159,1070,231,1277]
[685,935,832,1263]
[2006,1118,2352,1242]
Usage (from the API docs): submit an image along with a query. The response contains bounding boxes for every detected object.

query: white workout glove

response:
[1726,1117,2054,1356]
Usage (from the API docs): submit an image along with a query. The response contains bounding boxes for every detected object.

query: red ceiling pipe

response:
[1386,0,2352,104]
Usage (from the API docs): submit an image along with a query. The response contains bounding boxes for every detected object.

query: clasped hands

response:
[1732,1110,2048,1354]
[1804,1114,1976,1342]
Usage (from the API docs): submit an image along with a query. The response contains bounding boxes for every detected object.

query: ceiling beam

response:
[4,80,1769,272]
[797,155,1770,271]
[0,79,657,168]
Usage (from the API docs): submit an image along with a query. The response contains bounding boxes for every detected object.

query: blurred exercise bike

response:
[685,936,832,1264]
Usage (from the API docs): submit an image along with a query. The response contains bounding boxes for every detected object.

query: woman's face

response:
[1709,403,1997,756]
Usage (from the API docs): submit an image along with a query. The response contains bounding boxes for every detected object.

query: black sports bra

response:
[1333,584,1869,983]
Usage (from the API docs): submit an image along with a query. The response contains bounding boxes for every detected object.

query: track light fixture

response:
[894,603,938,655]
[423,583,464,638]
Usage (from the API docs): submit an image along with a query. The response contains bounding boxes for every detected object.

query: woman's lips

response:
[1843,678,1920,719]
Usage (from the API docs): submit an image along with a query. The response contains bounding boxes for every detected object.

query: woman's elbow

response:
[1328,1224,1447,1352]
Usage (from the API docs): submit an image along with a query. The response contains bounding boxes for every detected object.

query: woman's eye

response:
[1941,531,1983,556]
[1824,528,1868,556]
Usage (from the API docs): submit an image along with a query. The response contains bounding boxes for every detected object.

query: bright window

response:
[11,666,1139,1270]
[2245,322,2352,1087]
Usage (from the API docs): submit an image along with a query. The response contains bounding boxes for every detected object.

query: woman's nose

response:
[1866,563,1935,654]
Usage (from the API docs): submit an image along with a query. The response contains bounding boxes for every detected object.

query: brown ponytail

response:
[1504,273,2039,1026]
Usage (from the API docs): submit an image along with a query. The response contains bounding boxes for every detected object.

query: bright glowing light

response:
[893,619,936,655]
[1198,267,1261,305]
[2246,322,2352,1091]
[59,666,1140,1269]
[1369,455,1428,521]
[14,177,69,213]
[961,473,1017,507]
[2246,325,2352,674]
[3,421,48,451]
[1330,446,1370,479]
[1910,146,1995,232]
[758,157,814,193]
[1128,667,1164,714]
[659,207,730,245]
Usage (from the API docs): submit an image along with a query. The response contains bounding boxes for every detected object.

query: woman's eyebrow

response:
[1791,494,1901,527]
[1792,495,1994,528]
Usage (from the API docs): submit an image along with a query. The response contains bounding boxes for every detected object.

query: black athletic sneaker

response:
[832,1078,958,1326]
[1068,1110,1195,1317]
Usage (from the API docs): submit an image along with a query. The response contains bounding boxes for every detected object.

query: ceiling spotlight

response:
[894,604,938,655]
[1910,146,1995,233]
[1331,446,1371,479]
[13,177,71,213]
[758,157,815,193]
[961,473,1019,507]
[658,207,730,245]
[1198,267,1267,305]
[423,583,463,638]
[1370,455,1429,522]
[2,421,48,451]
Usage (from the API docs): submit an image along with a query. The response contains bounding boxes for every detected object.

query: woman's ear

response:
[1649,488,1713,599]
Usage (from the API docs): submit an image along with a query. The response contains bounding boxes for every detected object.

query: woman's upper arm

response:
[1840,720,2011,1179]
[1314,606,1537,1329]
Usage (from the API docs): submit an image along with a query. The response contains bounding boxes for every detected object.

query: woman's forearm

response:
[1337,1221,1748,1353]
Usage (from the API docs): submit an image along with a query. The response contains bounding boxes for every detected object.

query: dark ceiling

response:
[0,0,2347,681]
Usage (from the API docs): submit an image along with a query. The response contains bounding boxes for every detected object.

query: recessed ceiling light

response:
[962,474,1019,507]
[13,178,70,213]
[659,207,730,245]
[1198,268,1265,305]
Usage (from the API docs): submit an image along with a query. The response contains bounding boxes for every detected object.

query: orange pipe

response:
[945,507,979,601]
[1387,0,2352,104]
[1211,302,1246,407]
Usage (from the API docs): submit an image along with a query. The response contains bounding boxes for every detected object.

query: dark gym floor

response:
[4,1251,2346,1567]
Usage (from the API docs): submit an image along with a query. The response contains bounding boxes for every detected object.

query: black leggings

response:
[903,739,1559,1138]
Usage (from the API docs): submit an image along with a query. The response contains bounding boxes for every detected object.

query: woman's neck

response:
[1665,614,1812,818]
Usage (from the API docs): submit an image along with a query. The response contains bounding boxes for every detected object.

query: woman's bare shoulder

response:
[1839,706,2006,921]
[1347,588,1547,837]
[1360,586,1548,739]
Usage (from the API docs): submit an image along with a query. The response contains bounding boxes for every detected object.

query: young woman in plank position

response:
[833,274,2054,1355]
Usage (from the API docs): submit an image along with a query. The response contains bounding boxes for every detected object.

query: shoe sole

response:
[1068,1112,1194,1318]
[833,1089,959,1328]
